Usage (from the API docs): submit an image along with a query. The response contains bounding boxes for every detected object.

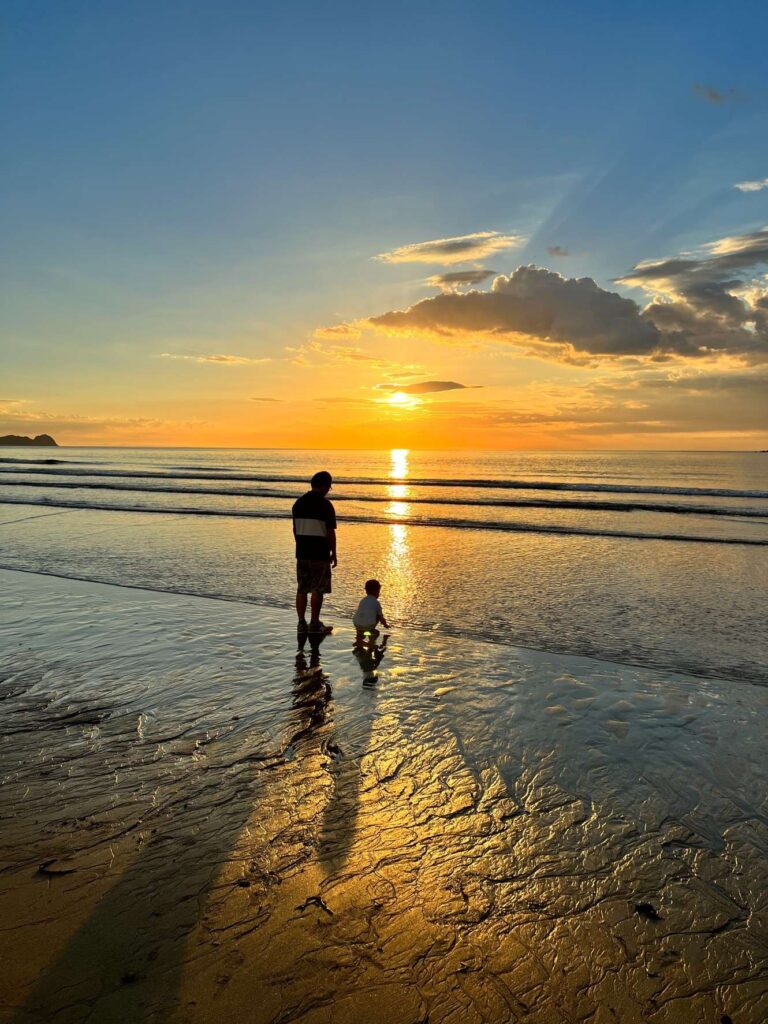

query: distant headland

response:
[0,434,58,447]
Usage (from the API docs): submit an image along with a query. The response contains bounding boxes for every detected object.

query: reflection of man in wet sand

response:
[293,630,332,729]
[292,471,337,634]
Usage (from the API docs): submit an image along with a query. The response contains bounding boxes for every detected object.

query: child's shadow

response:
[317,631,389,875]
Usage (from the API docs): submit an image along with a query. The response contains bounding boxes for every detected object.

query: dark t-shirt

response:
[292,491,337,561]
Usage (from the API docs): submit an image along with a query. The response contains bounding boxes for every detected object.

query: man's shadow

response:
[11,630,336,1024]
[316,630,388,875]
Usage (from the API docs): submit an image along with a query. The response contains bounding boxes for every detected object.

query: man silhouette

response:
[292,470,337,633]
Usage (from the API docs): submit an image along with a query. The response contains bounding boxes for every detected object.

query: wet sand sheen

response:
[1,569,766,1023]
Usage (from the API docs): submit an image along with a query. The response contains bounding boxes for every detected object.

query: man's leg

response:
[309,591,324,624]
[296,590,308,622]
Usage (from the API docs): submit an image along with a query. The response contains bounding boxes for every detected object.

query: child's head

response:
[364,578,381,597]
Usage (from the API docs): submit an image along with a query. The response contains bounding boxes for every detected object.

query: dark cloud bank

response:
[369,228,768,365]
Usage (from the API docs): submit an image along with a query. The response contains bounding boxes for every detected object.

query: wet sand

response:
[1,568,767,1023]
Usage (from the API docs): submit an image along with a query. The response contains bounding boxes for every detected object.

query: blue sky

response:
[2,0,767,447]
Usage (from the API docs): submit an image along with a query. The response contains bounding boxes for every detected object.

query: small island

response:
[0,433,58,447]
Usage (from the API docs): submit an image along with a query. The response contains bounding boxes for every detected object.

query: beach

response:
[6,0,768,1017]
[2,567,767,1024]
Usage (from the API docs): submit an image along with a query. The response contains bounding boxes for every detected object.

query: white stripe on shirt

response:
[293,518,328,537]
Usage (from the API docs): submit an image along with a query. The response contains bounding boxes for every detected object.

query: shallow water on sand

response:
[1,502,766,686]
[1,448,767,687]
[2,570,766,1024]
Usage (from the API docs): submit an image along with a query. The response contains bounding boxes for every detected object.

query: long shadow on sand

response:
[315,631,387,875]
[10,631,343,1024]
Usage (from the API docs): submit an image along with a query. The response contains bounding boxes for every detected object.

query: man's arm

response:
[327,527,337,567]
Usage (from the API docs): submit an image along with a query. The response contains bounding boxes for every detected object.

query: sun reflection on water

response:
[386,450,414,617]
[388,449,411,518]
[389,448,409,481]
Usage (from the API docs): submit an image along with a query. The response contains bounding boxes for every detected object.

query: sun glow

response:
[386,391,420,408]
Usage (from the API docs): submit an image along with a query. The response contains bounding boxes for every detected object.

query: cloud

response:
[311,397,375,408]
[0,409,176,434]
[250,396,283,402]
[287,340,379,367]
[618,229,768,296]
[546,246,569,258]
[287,339,426,378]
[613,228,768,362]
[364,227,768,364]
[693,83,740,104]
[426,269,496,291]
[375,380,479,395]
[579,368,768,435]
[369,265,664,361]
[734,178,768,193]
[375,231,522,266]
[312,322,362,341]
[481,368,768,438]
[159,352,271,365]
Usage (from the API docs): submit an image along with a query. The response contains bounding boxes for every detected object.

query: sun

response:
[386,391,420,408]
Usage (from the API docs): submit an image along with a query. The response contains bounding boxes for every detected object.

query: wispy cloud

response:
[250,396,283,402]
[375,231,522,266]
[426,269,496,292]
[419,369,768,440]
[160,352,272,365]
[617,227,768,294]
[693,83,740,104]
[546,245,569,258]
[287,340,379,367]
[375,380,480,395]
[312,322,362,341]
[159,352,271,365]
[287,339,425,378]
[734,178,768,193]
[0,408,175,433]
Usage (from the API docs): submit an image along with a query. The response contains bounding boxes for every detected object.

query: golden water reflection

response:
[386,450,414,617]
[389,448,409,481]
[388,449,410,518]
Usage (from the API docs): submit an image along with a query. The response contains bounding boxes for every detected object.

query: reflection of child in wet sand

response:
[352,579,390,636]
[353,579,390,686]
[353,632,389,687]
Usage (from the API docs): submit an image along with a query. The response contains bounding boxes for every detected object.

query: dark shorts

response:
[296,559,332,594]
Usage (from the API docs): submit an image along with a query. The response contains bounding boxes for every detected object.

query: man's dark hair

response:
[365,579,381,595]
[311,470,332,489]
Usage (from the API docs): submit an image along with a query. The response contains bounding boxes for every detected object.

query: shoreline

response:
[2,560,764,689]
[2,568,767,1022]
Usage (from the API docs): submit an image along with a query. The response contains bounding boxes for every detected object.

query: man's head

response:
[310,470,333,495]
[365,579,381,597]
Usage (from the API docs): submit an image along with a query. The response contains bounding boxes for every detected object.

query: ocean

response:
[1,447,766,684]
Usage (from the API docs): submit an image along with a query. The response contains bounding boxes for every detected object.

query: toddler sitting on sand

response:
[353,579,390,634]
